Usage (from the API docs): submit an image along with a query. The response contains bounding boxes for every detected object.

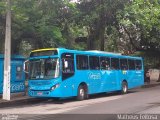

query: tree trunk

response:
[87,26,96,50]
[99,22,105,51]
[99,0,105,51]
[62,21,72,49]
[11,39,21,54]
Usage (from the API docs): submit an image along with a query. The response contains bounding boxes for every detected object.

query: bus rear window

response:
[30,50,58,57]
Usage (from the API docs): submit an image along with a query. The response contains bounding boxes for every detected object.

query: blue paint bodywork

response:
[28,48,144,98]
[0,54,25,94]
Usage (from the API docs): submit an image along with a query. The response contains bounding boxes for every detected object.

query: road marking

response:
[46,95,122,114]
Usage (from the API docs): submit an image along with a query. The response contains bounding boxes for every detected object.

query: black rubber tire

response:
[54,97,60,101]
[121,81,128,94]
[77,85,88,101]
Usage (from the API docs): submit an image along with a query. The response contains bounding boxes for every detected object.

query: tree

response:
[118,0,160,53]
[75,0,129,50]
[116,0,160,71]
[0,0,77,55]
[0,0,6,53]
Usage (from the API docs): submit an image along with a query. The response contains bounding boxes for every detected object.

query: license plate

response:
[37,92,43,96]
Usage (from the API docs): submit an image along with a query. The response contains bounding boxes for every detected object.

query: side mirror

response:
[24,60,29,74]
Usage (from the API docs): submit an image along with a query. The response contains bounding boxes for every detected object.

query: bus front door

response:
[61,53,75,97]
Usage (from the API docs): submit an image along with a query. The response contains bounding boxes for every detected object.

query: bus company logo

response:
[11,83,25,91]
[0,83,24,92]
[88,72,101,80]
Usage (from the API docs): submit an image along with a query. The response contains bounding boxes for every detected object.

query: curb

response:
[0,97,49,108]
[0,82,160,108]
[141,83,160,88]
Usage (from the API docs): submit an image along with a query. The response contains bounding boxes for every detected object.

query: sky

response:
[70,0,78,3]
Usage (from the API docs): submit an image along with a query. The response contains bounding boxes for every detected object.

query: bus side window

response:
[135,60,142,70]
[76,55,88,70]
[89,56,100,70]
[128,59,135,70]
[120,59,128,70]
[111,58,120,70]
[100,57,110,70]
[61,53,75,80]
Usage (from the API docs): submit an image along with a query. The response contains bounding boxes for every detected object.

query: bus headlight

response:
[50,84,60,91]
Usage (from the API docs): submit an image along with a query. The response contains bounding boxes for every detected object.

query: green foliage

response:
[0,0,159,67]
[132,51,160,68]
[118,0,160,52]
[105,26,119,52]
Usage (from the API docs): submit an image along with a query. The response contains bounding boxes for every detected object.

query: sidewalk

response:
[142,79,160,88]
[0,80,160,108]
[0,92,49,108]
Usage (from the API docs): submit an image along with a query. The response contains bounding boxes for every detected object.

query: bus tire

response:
[121,81,128,94]
[77,85,88,101]
[54,97,60,101]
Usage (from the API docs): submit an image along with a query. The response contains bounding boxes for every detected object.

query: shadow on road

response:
[0,90,139,109]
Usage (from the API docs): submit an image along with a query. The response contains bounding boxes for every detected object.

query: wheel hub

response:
[123,85,127,92]
[80,89,85,97]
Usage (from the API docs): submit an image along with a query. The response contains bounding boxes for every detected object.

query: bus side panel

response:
[127,70,144,89]
[112,69,144,90]
[100,70,112,92]
[133,59,144,88]
[72,70,90,96]
[72,70,103,96]
[10,60,25,93]
[60,78,74,97]
[126,70,136,89]
[116,70,128,91]
[73,70,123,95]
[105,70,121,92]
[0,59,25,94]
[88,70,102,94]
[134,69,144,87]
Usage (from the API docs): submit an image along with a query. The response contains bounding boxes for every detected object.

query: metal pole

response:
[3,0,11,100]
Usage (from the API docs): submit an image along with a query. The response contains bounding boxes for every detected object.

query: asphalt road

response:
[0,86,160,120]
[65,86,160,114]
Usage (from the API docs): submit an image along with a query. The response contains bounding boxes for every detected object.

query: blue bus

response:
[0,55,25,94]
[28,48,144,100]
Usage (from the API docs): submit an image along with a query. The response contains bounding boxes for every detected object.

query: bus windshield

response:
[29,58,59,80]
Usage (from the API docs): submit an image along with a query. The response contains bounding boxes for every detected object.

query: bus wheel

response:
[54,97,60,101]
[77,85,87,101]
[121,81,128,94]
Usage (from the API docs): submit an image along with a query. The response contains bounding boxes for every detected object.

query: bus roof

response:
[58,48,142,60]
[30,48,142,60]
[87,50,122,55]
[0,54,25,60]
[31,48,57,53]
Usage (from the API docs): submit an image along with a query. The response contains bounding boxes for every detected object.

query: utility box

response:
[0,54,25,94]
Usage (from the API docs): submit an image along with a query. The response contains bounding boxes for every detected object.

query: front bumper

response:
[28,87,62,98]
